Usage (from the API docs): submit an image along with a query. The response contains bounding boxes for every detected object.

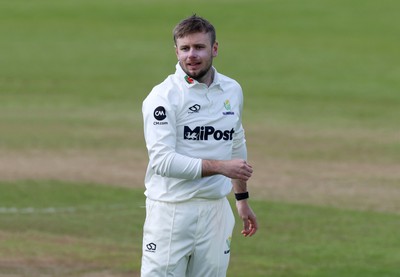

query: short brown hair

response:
[173,15,216,46]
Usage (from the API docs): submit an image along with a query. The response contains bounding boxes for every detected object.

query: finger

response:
[242,225,256,237]
[241,229,250,237]
[240,161,252,171]
[246,167,253,175]
[239,172,251,181]
[244,161,253,170]
[243,170,252,178]
[247,219,258,237]
[243,166,253,176]
[242,216,258,237]
[242,218,250,236]
[247,224,257,237]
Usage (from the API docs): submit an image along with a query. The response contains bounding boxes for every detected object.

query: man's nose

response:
[188,48,198,58]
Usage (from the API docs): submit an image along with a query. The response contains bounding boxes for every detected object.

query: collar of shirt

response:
[175,62,223,91]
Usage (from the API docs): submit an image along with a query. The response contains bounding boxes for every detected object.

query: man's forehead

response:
[176,32,212,45]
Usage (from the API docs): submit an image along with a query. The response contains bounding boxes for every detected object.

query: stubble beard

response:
[180,59,213,82]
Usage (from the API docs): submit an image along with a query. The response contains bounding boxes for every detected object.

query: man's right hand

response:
[202,159,253,181]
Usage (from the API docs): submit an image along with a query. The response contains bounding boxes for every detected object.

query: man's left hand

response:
[235,200,258,237]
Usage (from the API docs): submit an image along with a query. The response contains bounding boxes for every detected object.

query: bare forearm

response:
[202,160,223,177]
[232,179,247,193]
[201,159,253,181]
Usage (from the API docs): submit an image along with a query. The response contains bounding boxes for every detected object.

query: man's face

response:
[175,32,218,82]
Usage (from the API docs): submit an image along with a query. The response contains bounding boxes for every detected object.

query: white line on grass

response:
[0,204,145,214]
[0,207,76,214]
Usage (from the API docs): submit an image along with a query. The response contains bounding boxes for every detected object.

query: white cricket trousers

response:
[141,197,235,277]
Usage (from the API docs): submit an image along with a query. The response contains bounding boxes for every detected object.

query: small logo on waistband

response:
[145,242,157,253]
[224,236,232,254]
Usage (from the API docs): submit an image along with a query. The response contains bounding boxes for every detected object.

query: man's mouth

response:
[187,62,201,69]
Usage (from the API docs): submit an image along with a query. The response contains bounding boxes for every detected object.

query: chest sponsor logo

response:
[184,126,234,141]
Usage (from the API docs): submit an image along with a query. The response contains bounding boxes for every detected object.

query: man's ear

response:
[212,41,219,57]
[175,45,179,60]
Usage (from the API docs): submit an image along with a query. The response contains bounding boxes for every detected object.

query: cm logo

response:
[154,106,166,121]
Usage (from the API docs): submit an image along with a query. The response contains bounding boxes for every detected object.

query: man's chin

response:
[187,70,207,80]
[186,69,199,77]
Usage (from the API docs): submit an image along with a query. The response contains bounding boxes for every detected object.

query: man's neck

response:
[197,68,215,87]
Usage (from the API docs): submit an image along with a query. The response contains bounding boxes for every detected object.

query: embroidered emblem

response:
[223,100,234,115]
[184,75,194,84]
[224,100,231,111]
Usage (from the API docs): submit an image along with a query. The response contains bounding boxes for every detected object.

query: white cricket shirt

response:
[142,63,247,202]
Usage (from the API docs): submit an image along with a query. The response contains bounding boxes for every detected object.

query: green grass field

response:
[1,181,399,277]
[1,0,399,276]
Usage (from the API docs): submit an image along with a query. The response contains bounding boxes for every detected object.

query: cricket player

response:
[141,14,258,276]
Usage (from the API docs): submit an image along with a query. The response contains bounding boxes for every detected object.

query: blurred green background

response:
[0,0,399,276]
